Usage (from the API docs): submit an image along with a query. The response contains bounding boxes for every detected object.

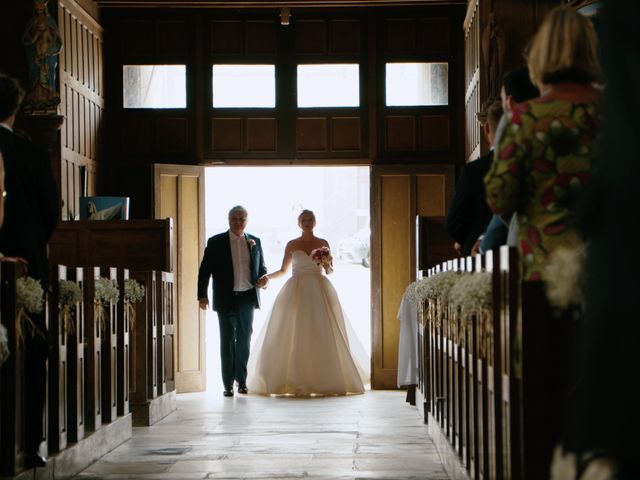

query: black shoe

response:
[238,384,248,394]
[25,453,47,468]
[223,389,234,397]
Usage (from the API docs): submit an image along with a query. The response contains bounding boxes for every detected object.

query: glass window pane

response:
[385,62,448,106]
[123,65,186,109]
[212,65,275,108]
[297,64,360,108]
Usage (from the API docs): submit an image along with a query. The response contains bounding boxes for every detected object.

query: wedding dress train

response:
[247,250,369,396]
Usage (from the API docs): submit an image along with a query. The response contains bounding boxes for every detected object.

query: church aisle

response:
[73,390,448,479]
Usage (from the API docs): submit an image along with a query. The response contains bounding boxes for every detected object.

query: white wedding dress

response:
[247,250,369,396]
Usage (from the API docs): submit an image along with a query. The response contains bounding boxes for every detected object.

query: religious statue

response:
[481,12,506,103]
[22,0,63,113]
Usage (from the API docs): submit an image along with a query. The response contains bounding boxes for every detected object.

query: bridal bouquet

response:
[311,246,334,274]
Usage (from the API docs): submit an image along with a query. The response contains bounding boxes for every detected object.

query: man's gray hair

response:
[228,205,248,218]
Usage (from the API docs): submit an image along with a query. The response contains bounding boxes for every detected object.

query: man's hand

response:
[256,275,269,289]
[198,298,209,310]
[453,242,462,255]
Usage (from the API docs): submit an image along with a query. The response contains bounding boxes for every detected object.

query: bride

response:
[247,210,369,396]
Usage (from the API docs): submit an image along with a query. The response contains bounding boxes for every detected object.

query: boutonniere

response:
[247,239,256,249]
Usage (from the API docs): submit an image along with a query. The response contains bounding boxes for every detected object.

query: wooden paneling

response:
[371,165,455,389]
[154,165,205,393]
[385,116,416,151]
[331,117,361,151]
[247,118,277,152]
[49,220,174,272]
[157,20,188,57]
[420,115,450,151]
[330,20,360,54]
[246,21,277,55]
[212,118,242,152]
[123,116,154,153]
[122,20,154,57]
[59,0,104,220]
[384,19,415,54]
[179,176,201,372]
[157,118,189,153]
[295,20,326,54]
[297,118,327,152]
[210,20,242,55]
[464,0,483,162]
[418,17,451,54]
[416,174,447,217]
[380,175,411,371]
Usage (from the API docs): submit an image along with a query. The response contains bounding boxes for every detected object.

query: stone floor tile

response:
[71,390,448,480]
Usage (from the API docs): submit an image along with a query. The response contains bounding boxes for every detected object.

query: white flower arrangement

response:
[426,271,460,303]
[404,271,461,305]
[0,323,9,366]
[95,277,120,304]
[15,276,45,345]
[124,278,145,304]
[59,280,82,307]
[448,272,492,311]
[124,278,145,331]
[544,243,586,309]
[59,280,82,335]
[17,276,44,314]
[94,277,119,335]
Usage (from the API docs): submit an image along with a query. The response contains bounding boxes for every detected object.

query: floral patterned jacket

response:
[484,84,600,281]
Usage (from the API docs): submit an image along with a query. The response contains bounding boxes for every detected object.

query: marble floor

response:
[73,390,448,480]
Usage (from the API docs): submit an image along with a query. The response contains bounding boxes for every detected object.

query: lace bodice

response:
[291,250,323,276]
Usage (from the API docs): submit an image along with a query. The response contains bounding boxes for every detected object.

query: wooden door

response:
[371,165,455,389]
[154,164,205,393]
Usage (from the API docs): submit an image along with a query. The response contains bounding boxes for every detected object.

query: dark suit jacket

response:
[0,127,58,287]
[444,151,493,256]
[197,231,267,312]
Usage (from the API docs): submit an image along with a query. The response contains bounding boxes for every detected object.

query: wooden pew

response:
[418,247,567,480]
[0,261,26,475]
[49,265,69,454]
[100,267,119,424]
[50,220,176,427]
[66,267,86,443]
[117,269,131,417]
[84,267,103,433]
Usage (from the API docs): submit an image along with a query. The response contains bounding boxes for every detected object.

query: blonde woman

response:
[247,210,368,396]
[484,6,601,281]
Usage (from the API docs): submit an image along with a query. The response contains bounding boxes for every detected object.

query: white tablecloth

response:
[397,292,418,387]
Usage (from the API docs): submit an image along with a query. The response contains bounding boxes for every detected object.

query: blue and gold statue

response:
[22,0,63,112]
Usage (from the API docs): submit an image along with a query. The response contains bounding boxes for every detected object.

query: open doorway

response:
[203,166,371,391]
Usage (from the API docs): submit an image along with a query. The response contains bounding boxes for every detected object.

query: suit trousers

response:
[217,293,255,390]
[25,311,49,454]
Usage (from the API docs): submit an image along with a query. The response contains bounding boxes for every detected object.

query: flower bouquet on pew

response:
[310,246,334,274]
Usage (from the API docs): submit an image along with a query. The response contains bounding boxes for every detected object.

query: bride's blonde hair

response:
[298,209,316,223]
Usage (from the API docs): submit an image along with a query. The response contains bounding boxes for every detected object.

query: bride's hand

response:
[257,275,269,289]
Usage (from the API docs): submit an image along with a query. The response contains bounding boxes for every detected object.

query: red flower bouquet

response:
[310,246,334,274]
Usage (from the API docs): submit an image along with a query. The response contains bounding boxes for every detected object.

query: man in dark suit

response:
[0,73,59,467]
[197,206,268,397]
[445,100,503,256]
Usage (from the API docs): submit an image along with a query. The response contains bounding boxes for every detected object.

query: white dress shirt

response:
[229,231,252,292]
[0,122,13,133]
